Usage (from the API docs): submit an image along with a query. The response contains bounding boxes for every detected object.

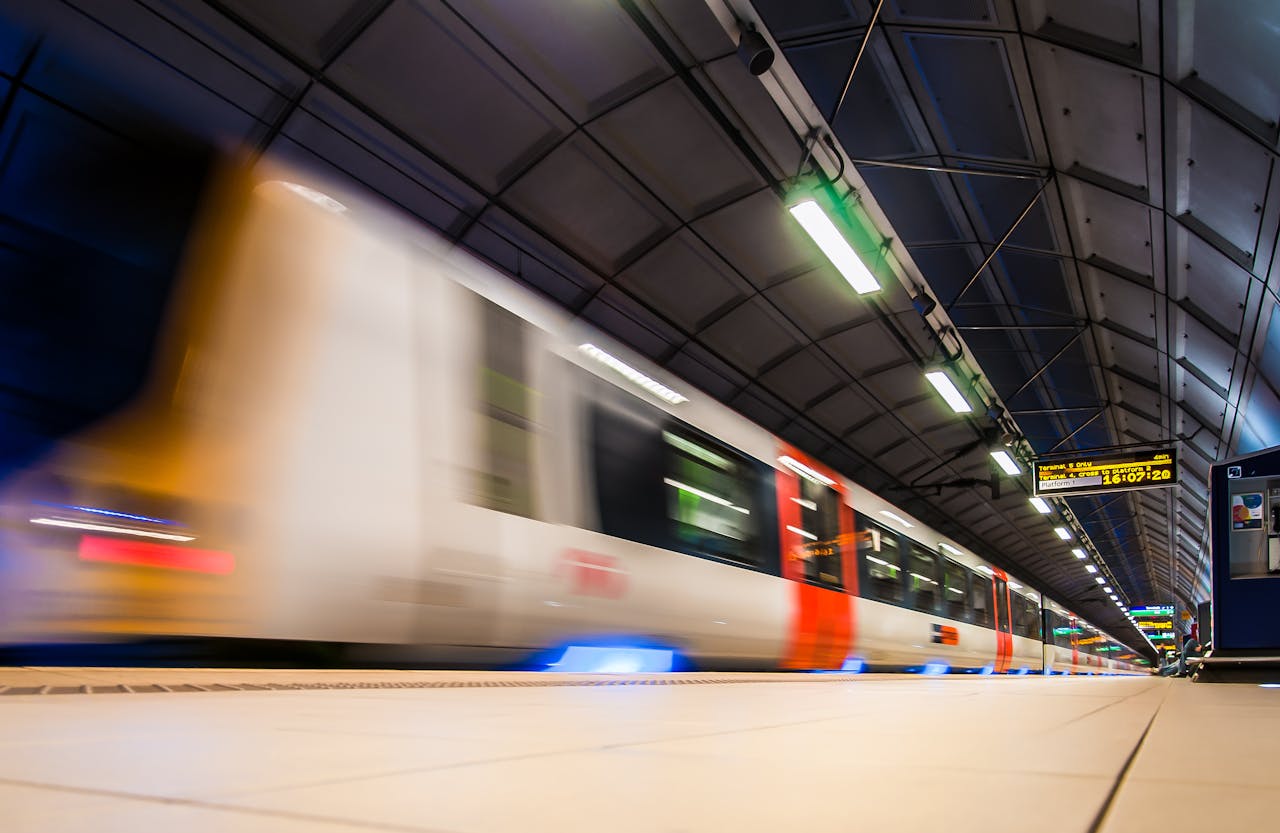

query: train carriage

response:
[0,162,1147,675]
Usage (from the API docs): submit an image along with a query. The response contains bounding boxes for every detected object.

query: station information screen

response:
[1129,605,1177,644]
[1033,448,1177,497]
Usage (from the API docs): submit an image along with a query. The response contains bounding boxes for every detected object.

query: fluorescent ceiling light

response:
[778,455,836,486]
[1054,526,1072,540]
[787,199,879,294]
[1071,548,1087,559]
[30,517,195,542]
[1029,497,1051,514]
[924,370,972,413]
[1095,577,1106,585]
[791,497,818,511]
[1109,594,1118,601]
[879,510,914,528]
[990,450,1021,475]
[579,344,688,404]
[1102,586,1112,593]
[938,542,962,556]
[1085,565,1098,573]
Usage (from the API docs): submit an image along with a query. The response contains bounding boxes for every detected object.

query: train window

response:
[663,429,762,566]
[1047,611,1075,647]
[1022,596,1042,640]
[592,402,667,548]
[942,559,969,621]
[971,571,993,628]
[994,578,1010,631]
[793,478,844,589]
[906,544,940,614]
[1013,594,1040,639]
[857,519,903,605]
[475,298,535,518]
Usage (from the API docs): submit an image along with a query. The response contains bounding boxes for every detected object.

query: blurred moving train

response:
[0,160,1147,675]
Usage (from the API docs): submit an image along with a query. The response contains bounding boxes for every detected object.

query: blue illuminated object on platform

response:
[979,664,995,675]
[922,662,949,676]
[840,657,866,673]
[547,645,675,673]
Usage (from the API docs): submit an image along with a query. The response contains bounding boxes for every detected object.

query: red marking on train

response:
[992,568,1012,673]
[777,445,854,670]
[560,549,627,598]
[78,535,234,575]
[932,624,959,646]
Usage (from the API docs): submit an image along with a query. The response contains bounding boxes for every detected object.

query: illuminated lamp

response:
[787,199,880,294]
[924,369,972,413]
[1029,497,1052,514]
[990,450,1021,475]
[1054,526,1072,540]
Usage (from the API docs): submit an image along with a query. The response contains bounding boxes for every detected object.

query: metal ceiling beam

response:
[1004,328,1086,402]
[828,0,883,125]
[850,157,1042,180]
[944,176,1052,313]
[1044,407,1105,453]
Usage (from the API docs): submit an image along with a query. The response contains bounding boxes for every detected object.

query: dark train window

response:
[475,298,535,517]
[942,559,970,621]
[592,403,667,548]
[1013,593,1040,639]
[971,570,993,628]
[994,578,1010,631]
[857,519,903,605]
[663,429,762,566]
[791,477,844,589]
[1047,611,1076,647]
[907,544,940,614]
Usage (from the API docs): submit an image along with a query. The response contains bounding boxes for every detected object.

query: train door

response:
[775,446,857,669]
[993,572,1013,672]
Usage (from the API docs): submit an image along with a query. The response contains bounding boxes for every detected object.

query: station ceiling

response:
[5,0,1278,649]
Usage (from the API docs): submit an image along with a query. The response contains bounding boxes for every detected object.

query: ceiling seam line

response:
[1009,0,1145,627]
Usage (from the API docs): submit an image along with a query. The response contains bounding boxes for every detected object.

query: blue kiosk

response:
[1200,445,1280,682]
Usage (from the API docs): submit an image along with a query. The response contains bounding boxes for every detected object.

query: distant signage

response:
[1130,605,1177,642]
[1034,449,1177,497]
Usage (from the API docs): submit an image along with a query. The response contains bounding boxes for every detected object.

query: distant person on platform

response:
[1178,623,1204,677]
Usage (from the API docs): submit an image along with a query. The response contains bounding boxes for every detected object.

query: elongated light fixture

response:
[1029,497,1052,514]
[1071,547,1087,559]
[924,370,972,413]
[1054,526,1072,540]
[787,199,880,294]
[990,450,1021,475]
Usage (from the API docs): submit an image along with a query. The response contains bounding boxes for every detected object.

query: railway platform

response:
[1,669,1273,832]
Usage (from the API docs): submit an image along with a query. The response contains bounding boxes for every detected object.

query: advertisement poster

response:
[1232,492,1264,530]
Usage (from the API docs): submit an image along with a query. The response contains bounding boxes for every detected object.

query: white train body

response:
[0,165,1146,675]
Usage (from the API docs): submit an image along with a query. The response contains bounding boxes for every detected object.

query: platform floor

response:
[0,668,1274,832]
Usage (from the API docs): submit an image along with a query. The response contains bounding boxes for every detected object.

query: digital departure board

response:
[1033,448,1177,497]
[1129,606,1177,644]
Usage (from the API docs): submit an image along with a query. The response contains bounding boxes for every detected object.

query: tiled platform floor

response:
[0,668,1274,832]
